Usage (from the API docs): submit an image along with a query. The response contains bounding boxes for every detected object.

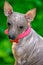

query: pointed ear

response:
[25,8,36,22]
[4,1,13,16]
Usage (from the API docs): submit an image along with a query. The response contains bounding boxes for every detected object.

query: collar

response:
[4,26,31,44]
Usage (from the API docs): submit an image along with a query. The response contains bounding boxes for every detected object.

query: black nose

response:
[9,35,16,40]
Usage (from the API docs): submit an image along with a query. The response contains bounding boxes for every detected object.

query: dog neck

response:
[17,26,31,39]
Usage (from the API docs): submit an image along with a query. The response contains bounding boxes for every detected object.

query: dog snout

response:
[9,35,16,40]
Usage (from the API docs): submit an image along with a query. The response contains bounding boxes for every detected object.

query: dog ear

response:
[25,8,36,22]
[4,1,13,16]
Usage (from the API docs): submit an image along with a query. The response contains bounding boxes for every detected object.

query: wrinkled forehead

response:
[8,12,25,22]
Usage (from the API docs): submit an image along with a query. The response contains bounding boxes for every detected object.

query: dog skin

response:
[4,1,43,65]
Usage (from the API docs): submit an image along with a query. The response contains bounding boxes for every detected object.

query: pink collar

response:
[17,26,31,39]
[4,26,31,43]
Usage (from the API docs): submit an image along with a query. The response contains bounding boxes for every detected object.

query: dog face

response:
[4,1,36,40]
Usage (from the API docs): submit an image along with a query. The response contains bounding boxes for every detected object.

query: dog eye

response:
[7,22,11,26]
[19,26,23,29]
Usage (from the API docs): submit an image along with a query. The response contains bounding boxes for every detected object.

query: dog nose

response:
[9,35,16,40]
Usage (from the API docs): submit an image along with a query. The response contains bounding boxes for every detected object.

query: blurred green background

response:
[0,0,43,65]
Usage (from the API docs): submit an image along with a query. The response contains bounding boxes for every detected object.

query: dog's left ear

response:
[25,8,36,22]
[4,1,13,16]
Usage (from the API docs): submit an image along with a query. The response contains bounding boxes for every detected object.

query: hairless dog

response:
[4,1,43,65]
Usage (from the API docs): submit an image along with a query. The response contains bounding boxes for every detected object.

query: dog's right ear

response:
[4,1,13,16]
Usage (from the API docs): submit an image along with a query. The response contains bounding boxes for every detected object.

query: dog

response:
[4,1,43,65]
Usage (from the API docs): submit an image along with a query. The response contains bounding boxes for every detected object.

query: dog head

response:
[4,1,36,40]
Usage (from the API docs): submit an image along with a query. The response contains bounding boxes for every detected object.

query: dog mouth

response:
[9,35,18,43]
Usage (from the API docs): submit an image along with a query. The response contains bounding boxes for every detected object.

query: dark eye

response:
[19,26,23,29]
[7,22,11,26]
